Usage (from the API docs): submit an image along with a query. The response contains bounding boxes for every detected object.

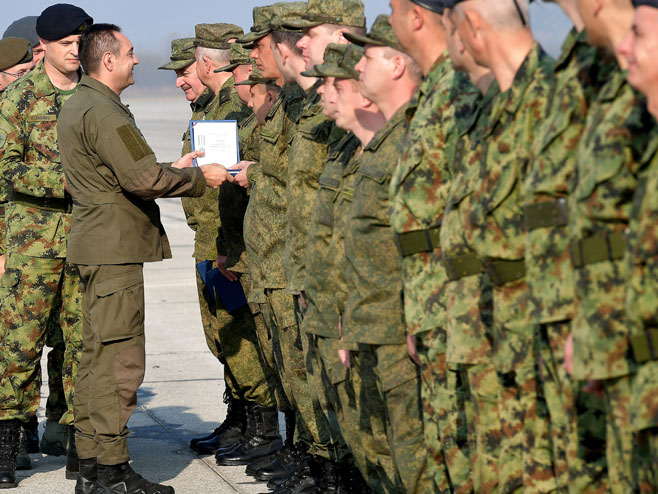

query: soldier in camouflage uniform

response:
[388,1,479,492]
[565,1,653,492]
[217,3,308,473]
[340,16,433,493]
[525,1,614,491]
[441,7,502,490]
[449,1,559,492]
[618,5,658,491]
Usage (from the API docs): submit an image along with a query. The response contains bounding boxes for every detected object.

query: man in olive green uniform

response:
[217,3,306,472]
[388,1,478,492]
[340,17,433,494]
[565,1,653,492]
[619,4,658,491]
[58,23,228,494]
[526,1,614,491]
[450,1,558,492]
[0,4,93,487]
[304,43,402,493]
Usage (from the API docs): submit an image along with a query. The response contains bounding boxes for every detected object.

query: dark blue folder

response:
[196,260,248,313]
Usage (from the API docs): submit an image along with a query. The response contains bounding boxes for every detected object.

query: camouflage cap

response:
[214,42,252,73]
[300,43,347,77]
[344,14,401,51]
[0,37,32,72]
[284,0,366,29]
[316,43,362,80]
[158,37,196,71]
[234,60,278,86]
[194,23,244,50]
[237,5,276,45]
[270,2,307,32]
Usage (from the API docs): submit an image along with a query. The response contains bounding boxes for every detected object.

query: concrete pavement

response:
[14,197,272,494]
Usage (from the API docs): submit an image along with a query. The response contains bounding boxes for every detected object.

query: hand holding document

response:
[190,120,240,174]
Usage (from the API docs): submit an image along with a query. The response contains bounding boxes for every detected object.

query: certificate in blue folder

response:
[196,260,248,313]
[190,119,240,176]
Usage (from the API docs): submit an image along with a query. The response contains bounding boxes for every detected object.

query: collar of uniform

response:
[405,51,450,120]
[239,111,256,129]
[330,130,357,159]
[555,27,580,72]
[219,76,236,105]
[24,60,56,98]
[365,103,408,153]
[639,126,658,167]
[266,89,285,122]
[598,66,628,103]
[459,80,498,138]
[79,74,126,110]
[301,80,323,115]
[191,87,214,112]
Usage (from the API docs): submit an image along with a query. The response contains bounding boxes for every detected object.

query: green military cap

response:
[344,14,401,51]
[214,42,252,73]
[270,2,307,32]
[316,43,363,80]
[234,61,277,86]
[194,23,244,50]
[284,0,366,29]
[237,5,276,45]
[158,37,196,71]
[0,37,32,72]
[301,43,347,77]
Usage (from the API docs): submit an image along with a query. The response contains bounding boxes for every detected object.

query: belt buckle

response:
[482,259,502,286]
[443,255,457,281]
[43,197,51,209]
[554,198,568,226]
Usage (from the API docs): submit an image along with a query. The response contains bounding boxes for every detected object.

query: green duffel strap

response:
[483,258,526,286]
[524,198,568,231]
[630,328,658,364]
[570,231,626,268]
[394,226,441,257]
[443,251,482,281]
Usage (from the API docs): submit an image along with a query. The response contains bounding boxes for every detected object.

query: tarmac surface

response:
[11,95,281,493]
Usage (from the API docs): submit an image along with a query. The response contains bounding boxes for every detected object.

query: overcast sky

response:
[3,1,573,90]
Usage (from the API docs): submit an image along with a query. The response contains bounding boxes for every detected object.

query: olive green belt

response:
[12,191,72,213]
[482,259,526,286]
[570,231,626,268]
[524,198,567,231]
[443,252,482,281]
[394,226,441,257]
[630,328,658,364]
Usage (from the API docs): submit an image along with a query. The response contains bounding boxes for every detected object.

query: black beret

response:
[410,0,445,14]
[36,4,93,41]
[633,0,658,7]
[3,16,40,48]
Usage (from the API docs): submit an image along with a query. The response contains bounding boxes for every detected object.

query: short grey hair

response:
[196,46,231,66]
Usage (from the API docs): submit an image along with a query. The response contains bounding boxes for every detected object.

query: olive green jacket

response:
[58,75,206,265]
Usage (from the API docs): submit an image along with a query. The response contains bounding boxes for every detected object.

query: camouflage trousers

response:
[354,342,434,494]
[631,361,658,493]
[602,375,633,493]
[261,288,333,459]
[0,253,82,424]
[536,322,608,494]
[461,361,503,493]
[417,327,472,494]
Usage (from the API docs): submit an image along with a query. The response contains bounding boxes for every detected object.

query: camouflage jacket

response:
[343,106,410,345]
[218,111,258,273]
[0,61,78,258]
[569,67,652,380]
[285,80,342,293]
[389,52,478,336]
[464,43,554,373]
[441,83,498,365]
[243,83,305,294]
[183,78,251,261]
[302,132,360,338]
[523,29,594,325]
[626,129,658,431]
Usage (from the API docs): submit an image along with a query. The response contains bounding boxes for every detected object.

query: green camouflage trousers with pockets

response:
[0,253,82,424]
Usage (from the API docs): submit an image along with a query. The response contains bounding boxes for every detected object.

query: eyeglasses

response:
[1,68,32,79]
[512,0,527,26]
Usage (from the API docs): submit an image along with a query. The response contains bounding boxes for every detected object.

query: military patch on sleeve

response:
[116,124,154,162]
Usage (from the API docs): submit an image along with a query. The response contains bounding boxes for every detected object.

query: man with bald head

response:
[448,0,560,491]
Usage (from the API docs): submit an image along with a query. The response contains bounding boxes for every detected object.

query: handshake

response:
[172,150,253,189]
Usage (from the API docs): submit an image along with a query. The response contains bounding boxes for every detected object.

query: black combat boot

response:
[0,419,20,489]
[271,454,323,494]
[23,416,39,454]
[216,405,282,466]
[16,425,32,471]
[314,458,368,494]
[66,425,79,479]
[246,409,296,478]
[190,392,247,454]
[74,458,97,494]
[40,418,68,456]
[96,462,174,494]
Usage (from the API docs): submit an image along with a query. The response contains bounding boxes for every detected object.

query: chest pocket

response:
[352,165,391,226]
[317,175,340,227]
[27,115,60,164]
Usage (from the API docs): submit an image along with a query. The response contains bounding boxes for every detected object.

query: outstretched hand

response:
[173,150,204,169]
[201,164,233,188]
